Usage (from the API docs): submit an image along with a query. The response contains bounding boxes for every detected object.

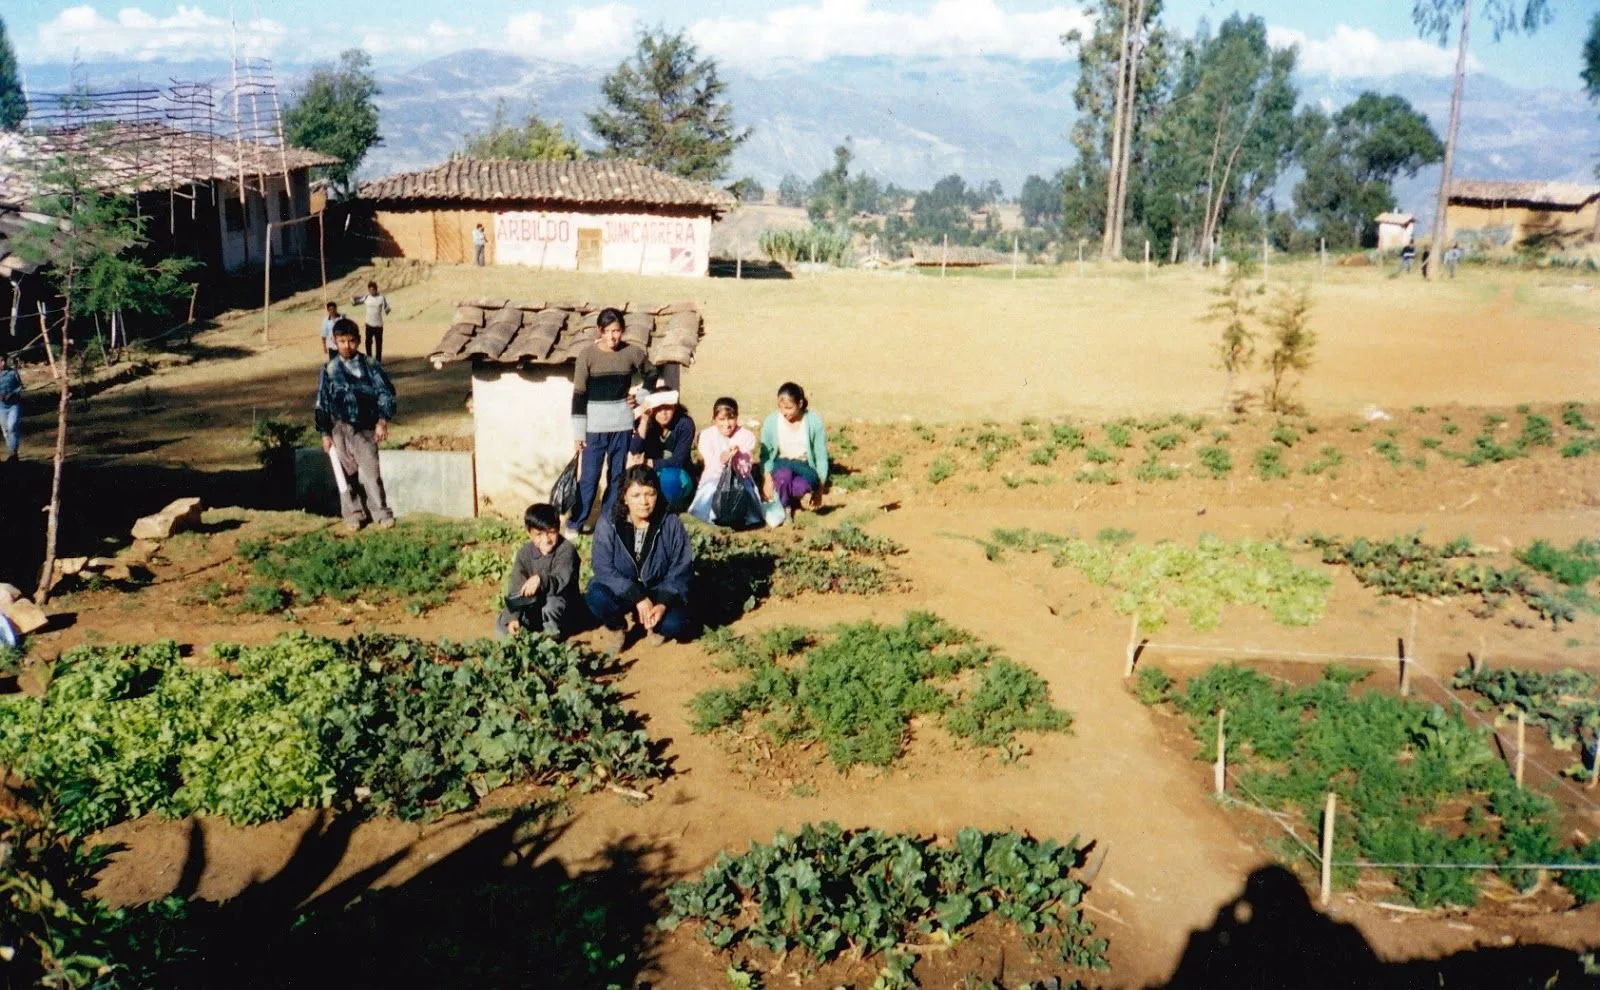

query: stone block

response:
[131,497,204,540]
[0,598,48,635]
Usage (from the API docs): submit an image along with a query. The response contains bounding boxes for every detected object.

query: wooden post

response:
[1123,613,1140,677]
[37,301,57,379]
[941,233,948,278]
[1320,237,1327,270]
[1214,709,1226,794]
[1078,240,1084,277]
[736,246,743,280]
[1143,239,1150,278]
[1011,234,1018,280]
[1319,793,1336,907]
[318,212,328,302]
[187,283,199,325]
[263,222,273,342]
[1515,710,1526,789]
[1589,738,1598,791]
[1262,231,1269,281]
[1399,604,1417,696]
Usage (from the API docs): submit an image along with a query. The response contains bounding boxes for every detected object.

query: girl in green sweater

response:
[760,381,829,522]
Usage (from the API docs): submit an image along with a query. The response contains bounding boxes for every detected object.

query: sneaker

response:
[602,627,627,657]
[375,517,396,529]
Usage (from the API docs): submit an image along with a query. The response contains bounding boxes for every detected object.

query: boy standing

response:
[352,281,391,363]
[320,301,341,360]
[473,223,487,266]
[315,318,397,530]
[496,503,579,638]
[568,307,657,536]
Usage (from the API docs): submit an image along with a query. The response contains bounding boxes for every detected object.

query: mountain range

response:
[20,51,1600,229]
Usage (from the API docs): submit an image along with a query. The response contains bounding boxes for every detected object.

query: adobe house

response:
[428,299,703,515]
[1446,180,1600,250]
[1374,212,1415,252]
[357,158,736,277]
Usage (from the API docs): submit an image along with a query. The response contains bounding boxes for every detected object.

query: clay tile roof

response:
[429,300,704,369]
[357,158,737,214]
[908,243,1008,266]
[1374,212,1414,225]
[1448,180,1600,209]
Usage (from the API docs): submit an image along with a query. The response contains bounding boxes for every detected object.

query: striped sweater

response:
[571,343,655,439]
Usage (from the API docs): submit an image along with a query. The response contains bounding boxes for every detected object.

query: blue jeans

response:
[584,582,696,641]
[658,465,692,509]
[0,402,18,457]
[572,430,631,529]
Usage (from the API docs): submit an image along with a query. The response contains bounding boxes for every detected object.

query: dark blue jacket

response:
[589,511,692,608]
[314,354,396,433]
[0,368,20,406]
[628,413,695,469]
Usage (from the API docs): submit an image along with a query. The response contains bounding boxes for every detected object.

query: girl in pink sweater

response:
[688,397,763,528]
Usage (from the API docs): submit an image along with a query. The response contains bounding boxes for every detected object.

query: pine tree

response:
[0,16,27,130]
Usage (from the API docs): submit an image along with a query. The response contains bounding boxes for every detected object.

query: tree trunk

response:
[1429,0,1471,281]
[1101,0,1133,259]
[35,308,70,604]
[1110,0,1149,259]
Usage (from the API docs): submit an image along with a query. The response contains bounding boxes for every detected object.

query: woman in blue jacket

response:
[585,465,696,654]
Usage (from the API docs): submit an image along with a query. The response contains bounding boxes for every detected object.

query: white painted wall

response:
[471,364,577,517]
[1376,220,1414,253]
[493,209,712,277]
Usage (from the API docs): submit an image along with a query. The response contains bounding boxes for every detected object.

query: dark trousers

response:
[495,592,572,639]
[571,430,631,529]
[474,244,486,266]
[365,325,384,363]
[584,582,695,641]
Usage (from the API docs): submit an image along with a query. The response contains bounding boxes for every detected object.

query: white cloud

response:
[504,4,640,63]
[36,4,287,61]
[690,0,1091,68]
[1268,24,1483,79]
[361,19,481,55]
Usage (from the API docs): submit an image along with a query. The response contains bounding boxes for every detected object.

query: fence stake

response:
[1144,239,1150,279]
[1399,604,1417,696]
[1078,240,1084,277]
[1123,613,1140,678]
[941,233,948,278]
[736,246,742,280]
[1319,793,1336,907]
[1320,237,1326,270]
[1262,232,1269,281]
[1214,709,1226,794]
[1589,738,1598,791]
[263,223,273,342]
[1012,234,1018,280]
[1515,710,1526,789]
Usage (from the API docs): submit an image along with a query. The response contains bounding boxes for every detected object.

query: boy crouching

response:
[496,503,580,638]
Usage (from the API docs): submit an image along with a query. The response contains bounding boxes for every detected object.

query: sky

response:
[1,0,1596,91]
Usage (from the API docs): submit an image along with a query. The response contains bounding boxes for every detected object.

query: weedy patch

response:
[983,529,1329,630]
[662,822,1107,989]
[691,524,907,624]
[1452,665,1600,775]
[688,612,1069,769]
[1141,664,1600,908]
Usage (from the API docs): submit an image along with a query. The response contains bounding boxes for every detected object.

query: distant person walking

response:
[352,281,391,363]
[567,308,658,536]
[1398,242,1415,275]
[315,318,397,531]
[0,353,21,462]
[473,223,487,266]
[320,301,341,360]
[1444,243,1461,279]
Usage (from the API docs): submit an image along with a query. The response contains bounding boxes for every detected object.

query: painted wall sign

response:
[494,209,710,276]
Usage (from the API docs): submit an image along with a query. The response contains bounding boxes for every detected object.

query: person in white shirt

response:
[473,224,487,266]
[319,301,341,360]
[352,280,391,363]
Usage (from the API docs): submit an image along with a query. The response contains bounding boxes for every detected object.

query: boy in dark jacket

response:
[315,318,397,530]
[496,503,580,638]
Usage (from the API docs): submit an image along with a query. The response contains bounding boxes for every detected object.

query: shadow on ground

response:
[142,804,671,988]
[1153,866,1595,990]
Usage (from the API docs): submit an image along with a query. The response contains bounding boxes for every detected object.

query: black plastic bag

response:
[550,455,580,516]
[712,466,755,526]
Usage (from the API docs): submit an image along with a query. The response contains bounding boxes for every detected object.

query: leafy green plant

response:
[927,456,956,485]
[1516,539,1600,588]
[1096,528,1135,545]
[983,529,1329,630]
[1561,402,1593,432]
[1084,446,1116,465]
[689,613,1069,769]
[911,423,937,444]
[239,582,291,614]
[0,634,664,834]
[1196,445,1233,478]
[1134,456,1181,482]
[1270,423,1299,448]
[1560,437,1598,458]
[1253,445,1288,480]
[1520,413,1554,448]
[1050,423,1086,451]
[1440,421,1460,436]
[248,416,312,468]
[1027,444,1058,466]
[1372,438,1404,467]
[662,823,1107,986]
[1149,431,1183,451]
[1301,445,1344,476]
[1261,283,1316,414]
[1463,430,1525,466]
[1132,665,1172,705]
[1144,664,1596,907]
[1452,665,1600,760]
[1073,467,1119,485]
[1104,421,1133,449]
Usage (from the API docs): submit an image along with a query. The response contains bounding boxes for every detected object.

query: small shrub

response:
[1028,444,1058,466]
[1074,467,1119,485]
[1096,527,1135,545]
[927,457,956,485]
[1301,445,1344,476]
[1085,446,1117,464]
[248,416,312,468]
[1561,402,1593,432]
[239,583,290,614]
[1440,421,1460,436]
[1372,438,1404,467]
[1149,431,1183,452]
[911,423,937,444]
[1197,445,1232,478]
[1134,457,1181,482]
[1253,445,1288,480]
[1520,413,1554,448]
[1104,421,1133,449]
[1133,665,1172,705]
[1270,423,1300,448]
[1050,422,1086,450]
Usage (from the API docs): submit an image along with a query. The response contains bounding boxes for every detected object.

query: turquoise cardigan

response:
[760,410,829,485]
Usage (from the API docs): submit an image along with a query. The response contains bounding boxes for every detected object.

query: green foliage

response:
[1270,423,1300,448]
[0,17,24,131]
[1372,438,1404,467]
[239,582,291,614]
[1301,444,1344,476]
[759,225,852,266]
[1561,402,1594,432]
[1452,665,1600,759]
[1519,413,1554,448]
[926,456,956,485]
[1027,444,1057,466]
[1463,429,1525,466]
[690,524,903,620]
[1293,93,1442,248]
[1133,455,1182,482]
[1307,532,1593,627]
[283,49,382,195]
[984,529,1329,630]
[1050,423,1086,450]
[1261,283,1316,414]
[1515,539,1600,588]
[662,822,1107,985]
[1103,420,1133,449]
[0,634,663,834]
[1159,664,1591,906]
[1073,467,1119,486]
[1197,445,1233,478]
[689,613,1069,769]
[1149,431,1183,451]
[1253,444,1288,480]
[1207,263,1259,385]
[247,417,312,467]
[588,28,749,181]
[1132,665,1172,705]
[1085,445,1117,465]
[462,99,581,160]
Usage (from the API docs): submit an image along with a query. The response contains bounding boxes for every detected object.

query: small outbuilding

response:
[1446,180,1600,250]
[428,299,704,515]
[908,243,1008,267]
[1374,212,1415,252]
[357,158,737,277]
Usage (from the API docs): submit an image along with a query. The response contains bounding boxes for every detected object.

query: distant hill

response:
[21,51,1600,231]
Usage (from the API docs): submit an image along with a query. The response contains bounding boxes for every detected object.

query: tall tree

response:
[1585,10,1600,98]
[282,49,382,197]
[588,28,750,181]
[0,16,24,130]
[1145,15,1298,260]
[462,99,580,161]
[1412,0,1550,278]
[1020,172,1065,229]
[1294,93,1443,248]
